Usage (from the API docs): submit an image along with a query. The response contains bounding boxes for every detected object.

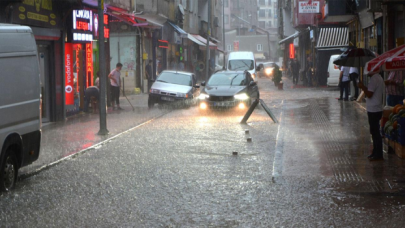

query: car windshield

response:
[156,72,192,86]
[228,60,254,71]
[207,73,246,86]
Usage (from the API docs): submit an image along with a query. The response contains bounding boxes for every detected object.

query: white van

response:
[227,51,259,82]
[327,54,341,86]
[0,24,41,192]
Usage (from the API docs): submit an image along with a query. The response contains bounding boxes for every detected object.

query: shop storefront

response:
[65,9,110,116]
[6,0,64,122]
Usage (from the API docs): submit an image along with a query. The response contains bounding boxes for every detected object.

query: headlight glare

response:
[199,93,210,100]
[234,93,249,100]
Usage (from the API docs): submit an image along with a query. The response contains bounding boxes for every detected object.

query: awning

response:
[167,21,187,38]
[192,34,217,49]
[278,32,299,44]
[316,27,349,50]
[209,37,221,44]
[106,5,148,26]
[186,34,206,46]
[135,13,167,28]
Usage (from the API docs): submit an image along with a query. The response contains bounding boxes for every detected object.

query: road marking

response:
[272,100,284,183]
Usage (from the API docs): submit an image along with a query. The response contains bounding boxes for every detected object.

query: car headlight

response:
[150,89,160,94]
[265,68,273,75]
[199,93,210,100]
[251,73,256,79]
[234,93,249,100]
[177,93,188,98]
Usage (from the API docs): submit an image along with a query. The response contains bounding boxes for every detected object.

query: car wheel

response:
[148,98,154,108]
[0,148,18,192]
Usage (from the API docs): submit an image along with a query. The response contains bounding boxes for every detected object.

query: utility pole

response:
[222,0,226,70]
[205,0,211,82]
[98,0,109,135]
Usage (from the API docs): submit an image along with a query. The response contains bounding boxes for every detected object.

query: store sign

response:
[298,1,320,13]
[289,44,295,59]
[65,43,74,105]
[158,40,169,49]
[68,10,93,42]
[86,43,93,87]
[234,41,239,51]
[93,14,110,39]
[12,0,61,28]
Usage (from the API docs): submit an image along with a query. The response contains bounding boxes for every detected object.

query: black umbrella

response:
[333,47,376,81]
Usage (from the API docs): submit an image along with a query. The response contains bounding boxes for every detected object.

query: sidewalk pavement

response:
[261,75,405,193]
[20,93,170,175]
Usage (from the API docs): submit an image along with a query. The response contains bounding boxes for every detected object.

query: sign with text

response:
[298,1,320,13]
[65,43,74,105]
[93,14,110,39]
[12,0,61,28]
[68,10,93,42]
[86,43,93,87]
[289,44,295,59]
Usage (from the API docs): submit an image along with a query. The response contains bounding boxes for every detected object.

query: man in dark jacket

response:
[291,58,300,85]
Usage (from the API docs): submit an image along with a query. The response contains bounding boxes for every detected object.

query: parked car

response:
[148,71,200,108]
[0,24,41,192]
[198,71,260,110]
[327,54,341,86]
[227,51,260,82]
[257,62,279,78]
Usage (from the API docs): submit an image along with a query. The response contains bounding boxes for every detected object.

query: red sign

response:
[65,43,74,105]
[158,40,169,49]
[234,41,239,51]
[289,44,295,59]
[86,43,93,87]
[73,44,82,92]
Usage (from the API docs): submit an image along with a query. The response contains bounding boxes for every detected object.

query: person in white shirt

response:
[349,67,359,100]
[358,72,384,161]
[339,66,351,101]
[108,62,123,110]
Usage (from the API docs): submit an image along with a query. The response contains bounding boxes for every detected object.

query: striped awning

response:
[316,27,349,50]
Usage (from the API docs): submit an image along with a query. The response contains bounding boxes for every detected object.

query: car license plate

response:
[161,96,174,101]
[214,102,225,106]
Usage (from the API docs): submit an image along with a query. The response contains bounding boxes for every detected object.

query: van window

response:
[228,60,254,71]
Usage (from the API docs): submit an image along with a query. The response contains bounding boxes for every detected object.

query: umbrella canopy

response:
[333,48,376,68]
[364,44,405,74]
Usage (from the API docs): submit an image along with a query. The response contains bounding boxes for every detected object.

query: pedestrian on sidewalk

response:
[108,62,123,110]
[349,67,359,100]
[83,82,99,113]
[291,58,300,85]
[385,71,404,107]
[145,60,153,92]
[338,66,350,101]
[358,72,384,161]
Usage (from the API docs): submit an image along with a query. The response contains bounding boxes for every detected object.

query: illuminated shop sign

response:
[93,14,110,39]
[68,9,93,42]
[65,43,74,105]
[158,40,168,49]
[86,43,93,87]
[289,43,295,59]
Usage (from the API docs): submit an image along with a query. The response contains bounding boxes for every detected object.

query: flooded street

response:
[2,76,405,227]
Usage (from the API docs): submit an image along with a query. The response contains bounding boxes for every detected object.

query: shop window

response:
[227,44,232,51]
[257,44,263,51]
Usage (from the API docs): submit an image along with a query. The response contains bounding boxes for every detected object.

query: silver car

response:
[148,71,200,108]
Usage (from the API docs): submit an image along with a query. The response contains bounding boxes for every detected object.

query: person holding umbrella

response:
[358,72,384,161]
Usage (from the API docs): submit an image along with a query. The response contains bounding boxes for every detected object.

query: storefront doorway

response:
[37,43,51,123]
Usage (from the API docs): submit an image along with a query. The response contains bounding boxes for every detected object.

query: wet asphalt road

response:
[2,76,405,227]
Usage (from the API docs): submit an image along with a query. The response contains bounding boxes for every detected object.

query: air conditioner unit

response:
[367,0,382,12]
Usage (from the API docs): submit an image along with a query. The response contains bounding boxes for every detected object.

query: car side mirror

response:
[249,81,257,87]
[201,81,206,86]
[194,84,200,88]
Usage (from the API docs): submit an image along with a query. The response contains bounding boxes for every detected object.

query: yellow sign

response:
[143,53,148,60]
[27,12,48,22]
[19,6,26,12]
[19,14,26,20]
